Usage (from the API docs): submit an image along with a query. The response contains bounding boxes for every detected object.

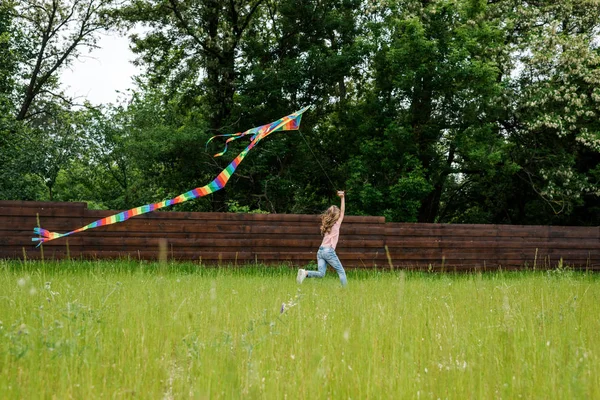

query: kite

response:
[32,106,311,246]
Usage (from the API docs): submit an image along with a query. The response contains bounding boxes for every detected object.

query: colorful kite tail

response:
[32,227,65,246]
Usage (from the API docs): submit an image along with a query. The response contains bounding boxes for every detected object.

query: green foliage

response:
[0,2,45,200]
[0,1,15,113]
[1,0,117,201]
[505,1,600,224]
[226,200,269,214]
[1,0,599,226]
[343,0,510,222]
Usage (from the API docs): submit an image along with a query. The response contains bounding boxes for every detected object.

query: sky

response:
[60,32,141,106]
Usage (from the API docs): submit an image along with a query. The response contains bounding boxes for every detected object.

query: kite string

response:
[298,129,337,190]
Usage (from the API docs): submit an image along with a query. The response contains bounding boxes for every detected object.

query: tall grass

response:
[0,260,598,398]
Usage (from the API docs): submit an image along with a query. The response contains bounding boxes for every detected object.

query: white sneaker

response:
[296,269,307,284]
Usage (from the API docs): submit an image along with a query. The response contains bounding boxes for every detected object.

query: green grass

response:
[0,260,599,399]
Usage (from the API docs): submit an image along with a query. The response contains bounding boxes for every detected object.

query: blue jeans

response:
[307,246,347,286]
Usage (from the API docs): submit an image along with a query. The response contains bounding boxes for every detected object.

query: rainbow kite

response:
[32,106,311,246]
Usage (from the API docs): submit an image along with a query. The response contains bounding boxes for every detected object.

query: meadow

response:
[0,260,598,399]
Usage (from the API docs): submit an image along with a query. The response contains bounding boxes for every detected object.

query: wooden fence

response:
[0,200,598,270]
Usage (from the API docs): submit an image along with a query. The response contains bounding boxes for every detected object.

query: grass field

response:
[0,260,598,399]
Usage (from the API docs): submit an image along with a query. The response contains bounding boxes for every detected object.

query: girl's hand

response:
[337,190,345,198]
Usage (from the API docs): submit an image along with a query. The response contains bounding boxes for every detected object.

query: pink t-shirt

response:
[321,218,343,249]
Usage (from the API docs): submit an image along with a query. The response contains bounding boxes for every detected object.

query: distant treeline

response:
[1,0,599,225]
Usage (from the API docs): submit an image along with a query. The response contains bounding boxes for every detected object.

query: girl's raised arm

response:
[337,191,345,223]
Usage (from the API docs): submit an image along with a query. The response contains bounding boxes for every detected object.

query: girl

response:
[297,191,347,286]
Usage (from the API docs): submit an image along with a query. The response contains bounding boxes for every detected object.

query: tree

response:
[343,0,511,222]
[232,0,366,213]
[27,103,88,200]
[505,0,600,224]
[0,1,16,115]
[0,1,45,200]
[52,105,147,209]
[120,0,266,131]
[115,87,217,211]
[15,0,115,121]
[118,0,366,213]
[0,0,117,201]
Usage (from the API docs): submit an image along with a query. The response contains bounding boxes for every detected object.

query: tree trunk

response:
[418,183,442,222]
[410,73,441,223]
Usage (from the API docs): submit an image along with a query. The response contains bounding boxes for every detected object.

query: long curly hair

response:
[320,205,341,236]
